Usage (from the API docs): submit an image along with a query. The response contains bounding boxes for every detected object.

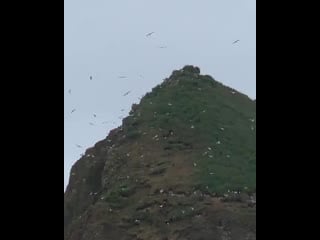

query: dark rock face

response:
[64,66,256,240]
[182,65,201,74]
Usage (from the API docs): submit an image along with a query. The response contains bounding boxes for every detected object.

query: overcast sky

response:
[64,0,256,190]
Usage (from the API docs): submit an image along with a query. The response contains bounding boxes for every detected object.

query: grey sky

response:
[64,0,256,189]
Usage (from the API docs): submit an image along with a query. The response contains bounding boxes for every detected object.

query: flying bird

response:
[71,109,76,114]
[146,32,154,37]
[90,76,93,80]
[89,122,95,126]
[76,144,82,148]
[232,40,240,44]
[123,91,131,96]
[93,114,97,118]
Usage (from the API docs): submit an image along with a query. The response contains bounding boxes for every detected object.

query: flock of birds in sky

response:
[66,32,240,150]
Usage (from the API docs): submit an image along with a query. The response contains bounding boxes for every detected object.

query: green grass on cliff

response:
[122,66,256,194]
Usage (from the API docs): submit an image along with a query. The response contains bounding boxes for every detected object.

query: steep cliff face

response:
[64,66,256,240]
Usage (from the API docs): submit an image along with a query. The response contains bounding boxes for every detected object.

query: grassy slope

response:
[123,66,256,194]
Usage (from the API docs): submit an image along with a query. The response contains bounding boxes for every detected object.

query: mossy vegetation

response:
[122,65,256,194]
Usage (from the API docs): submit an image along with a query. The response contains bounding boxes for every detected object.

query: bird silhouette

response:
[146,32,154,37]
[123,91,131,96]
